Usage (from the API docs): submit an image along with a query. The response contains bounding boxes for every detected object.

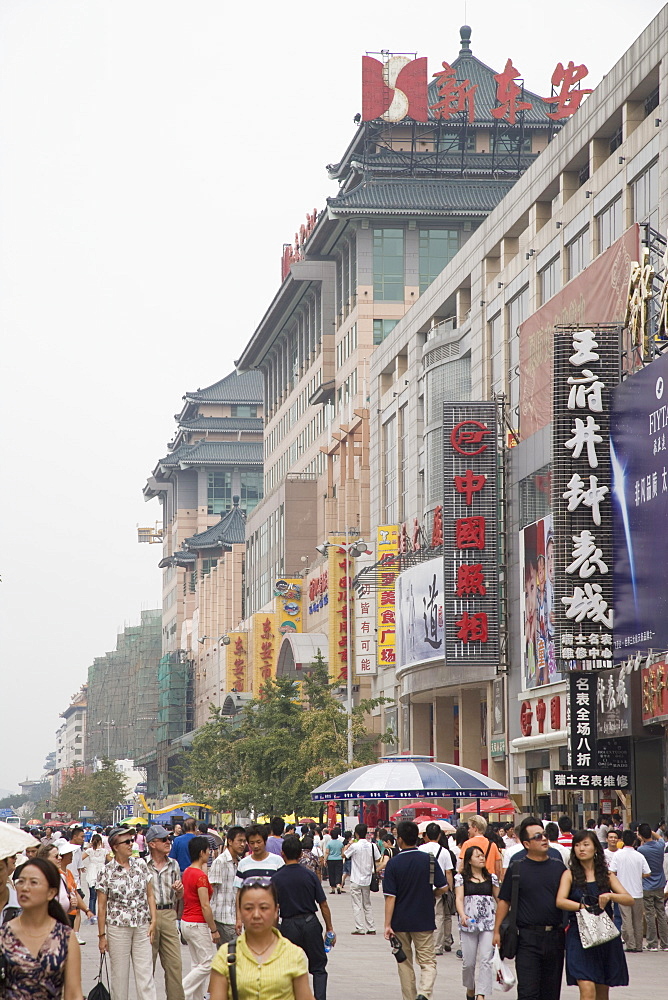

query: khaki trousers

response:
[394,930,437,1000]
[181,921,215,1000]
[643,887,668,948]
[620,897,644,950]
[434,895,453,951]
[106,923,157,1000]
[152,909,185,1000]
[349,882,375,932]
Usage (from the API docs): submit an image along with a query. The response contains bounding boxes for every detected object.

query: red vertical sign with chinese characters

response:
[442,403,499,666]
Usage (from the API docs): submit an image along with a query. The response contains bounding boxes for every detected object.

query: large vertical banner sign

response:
[376,526,399,669]
[569,672,597,770]
[252,613,278,695]
[396,557,444,669]
[226,632,247,691]
[273,579,303,635]
[328,538,350,683]
[611,351,668,657]
[442,403,499,666]
[354,550,377,676]
[519,515,559,689]
[552,327,620,672]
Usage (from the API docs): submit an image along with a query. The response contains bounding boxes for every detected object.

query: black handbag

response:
[499,862,521,960]
[227,939,239,1000]
[369,843,380,892]
[87,953,111,1000]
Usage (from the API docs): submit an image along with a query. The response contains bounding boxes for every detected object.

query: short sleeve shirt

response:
[498,857,565,927]
[212,929,307,1000]
[96,857,151,927]
[234,852,284,890]
[383,848,446,932]
[458,836,501,873]
[271,863,326,918]
[182,866,212,922]
[418,842,453,874]
[638,840,667,891]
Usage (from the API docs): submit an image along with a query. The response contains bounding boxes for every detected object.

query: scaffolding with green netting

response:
[86,610,162,762]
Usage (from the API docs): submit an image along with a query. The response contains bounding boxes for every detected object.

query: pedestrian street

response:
[76,884,665,1000]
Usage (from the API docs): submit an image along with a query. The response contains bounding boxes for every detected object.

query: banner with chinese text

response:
[442,403,499,666]
[252,613,278,695]
[376,526,399,670]
[552,326,620,672]
[226,632,248,691]
[328,537,350,683]
[354,550,377,675]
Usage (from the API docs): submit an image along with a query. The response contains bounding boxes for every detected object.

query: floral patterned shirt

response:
[0,921,71,999]
[96,857,151,927]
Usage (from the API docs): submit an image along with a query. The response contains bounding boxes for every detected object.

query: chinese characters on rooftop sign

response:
[442,403,499,667]
[362,54,591,124]
[552,327,621,672]
[570,673,597,771]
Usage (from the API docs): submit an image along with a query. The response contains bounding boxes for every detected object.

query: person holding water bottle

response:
[271,835,336,1000]
[455,845,499,1000]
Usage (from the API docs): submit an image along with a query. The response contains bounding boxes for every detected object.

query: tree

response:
[56,761,129,824]
[182,651,393,817]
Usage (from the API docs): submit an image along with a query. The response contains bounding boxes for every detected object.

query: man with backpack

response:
[418,823,454,954]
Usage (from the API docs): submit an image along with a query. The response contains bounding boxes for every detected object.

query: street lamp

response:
[97,719,116,759]
[315,538,369,765]
[197,635,231,645]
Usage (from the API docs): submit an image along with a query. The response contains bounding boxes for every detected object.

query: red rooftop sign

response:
[362,54,591,124]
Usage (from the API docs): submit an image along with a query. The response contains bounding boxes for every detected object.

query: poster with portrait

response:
[520,514,559,689]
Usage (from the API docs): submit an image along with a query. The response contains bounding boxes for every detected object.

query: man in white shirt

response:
[604,830,619,868]
[344,824,380,935]
[545,823,571,864]
[418,824,454,954]
[610,830,651,951]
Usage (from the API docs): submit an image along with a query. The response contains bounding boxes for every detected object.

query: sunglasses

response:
[241,876,273,888]
[115,839,135,847]
[525,833,548,842]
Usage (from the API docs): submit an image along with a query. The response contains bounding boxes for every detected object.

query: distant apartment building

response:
[54,685,87,793]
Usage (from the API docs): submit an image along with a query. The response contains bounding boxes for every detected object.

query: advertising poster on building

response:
[273,578,303,635]
[354,550,377,676]
[396,557,444,669]
[596,666,631,737]
[442,402,499,667]
[252,613,278,695]
[642,660,668,723]
[611,350,668,657]
[519,515,558,689]
[520,225,639,437]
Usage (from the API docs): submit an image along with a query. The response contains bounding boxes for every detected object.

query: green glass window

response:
[240,471,263,513]
[207,471,232,515]
[373,319,399,346]
[373,229,404,301]
[419,230,460,294]
[231,405,258,417]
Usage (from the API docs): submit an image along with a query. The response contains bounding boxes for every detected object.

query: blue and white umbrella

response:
[310,755,508,801]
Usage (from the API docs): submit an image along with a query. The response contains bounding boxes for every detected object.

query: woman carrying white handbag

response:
[556,830,633,999]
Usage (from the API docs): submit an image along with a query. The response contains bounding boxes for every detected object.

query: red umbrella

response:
[390,801,450,821]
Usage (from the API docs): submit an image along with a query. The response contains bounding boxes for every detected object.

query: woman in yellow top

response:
[209,876,315,1000]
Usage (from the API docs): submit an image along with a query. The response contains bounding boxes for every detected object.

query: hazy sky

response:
[0,0,664,793]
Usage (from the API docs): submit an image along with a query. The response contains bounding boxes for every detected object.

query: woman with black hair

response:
[0,858,83,999]
[454,845,499,1000]
[209,877,315,1000]
[556,829,633,998]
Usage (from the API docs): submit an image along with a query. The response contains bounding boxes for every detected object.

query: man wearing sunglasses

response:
[493,817,566,1000]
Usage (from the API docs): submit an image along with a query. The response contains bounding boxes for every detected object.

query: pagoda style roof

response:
[158,440,263,470]
[328,176,515,218]
[357,149,539,178]
[185,498,247,550]
[176,416,263,433]
[183,370,263,405]
[158,549,197,569]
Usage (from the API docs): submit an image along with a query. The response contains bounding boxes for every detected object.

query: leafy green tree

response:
[0,794,28,810]
[183,650,393,817]
[56,761,129,825]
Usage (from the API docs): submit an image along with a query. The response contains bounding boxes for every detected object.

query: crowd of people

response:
[0,811,667,999]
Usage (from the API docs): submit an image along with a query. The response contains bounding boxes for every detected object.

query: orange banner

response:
[226,632,247,691]
[252,613,278,695]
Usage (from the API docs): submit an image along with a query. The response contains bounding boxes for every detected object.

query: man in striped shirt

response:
[146,825,184,1000]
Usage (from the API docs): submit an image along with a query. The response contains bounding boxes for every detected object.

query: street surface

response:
[79,889,665,999]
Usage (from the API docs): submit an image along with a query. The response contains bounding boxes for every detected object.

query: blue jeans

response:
[88,885,97,915]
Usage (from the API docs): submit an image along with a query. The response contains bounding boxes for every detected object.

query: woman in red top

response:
[181,836,219,1000]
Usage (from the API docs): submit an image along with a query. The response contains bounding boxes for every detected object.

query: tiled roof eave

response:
[175,457,261,468]
[328,205,495,217]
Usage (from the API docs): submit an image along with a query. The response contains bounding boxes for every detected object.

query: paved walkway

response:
[79,890,667,999]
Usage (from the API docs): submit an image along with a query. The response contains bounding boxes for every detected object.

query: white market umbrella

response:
[417,818,456,834]
[311,755,507,801]
[0,824,40,861]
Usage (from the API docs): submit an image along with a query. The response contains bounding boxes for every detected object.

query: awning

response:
[276,633,328,677]
[457,797,517,814]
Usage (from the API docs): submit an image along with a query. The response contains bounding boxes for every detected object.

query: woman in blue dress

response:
[556,830,633,999]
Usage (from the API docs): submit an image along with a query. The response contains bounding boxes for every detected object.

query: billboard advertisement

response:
[520,225,639,438]
[396,557,444,669]
[520,515,559,689]
[611,351,668,658]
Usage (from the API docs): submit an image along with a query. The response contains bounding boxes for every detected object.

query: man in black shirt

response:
[272,835,335,1000]
[493,817,565,1000]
